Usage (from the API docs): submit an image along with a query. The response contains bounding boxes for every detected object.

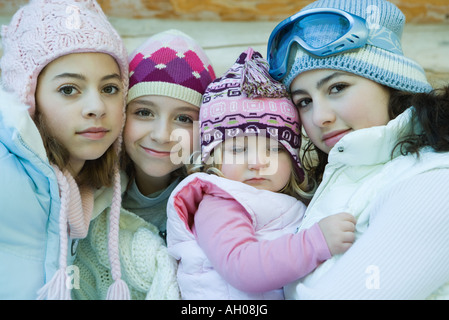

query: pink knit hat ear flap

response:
[37,166,72,300]
[103,103,129,299]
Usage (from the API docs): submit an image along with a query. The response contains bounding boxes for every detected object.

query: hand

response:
[318,212,356,255]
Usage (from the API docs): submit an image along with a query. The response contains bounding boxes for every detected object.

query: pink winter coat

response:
[166,173,330,300]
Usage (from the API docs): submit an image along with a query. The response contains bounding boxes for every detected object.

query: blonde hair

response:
[188,145,315,202]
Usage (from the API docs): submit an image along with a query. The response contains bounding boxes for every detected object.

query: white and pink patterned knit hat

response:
[200,47,305,182]
[0,0,129,117]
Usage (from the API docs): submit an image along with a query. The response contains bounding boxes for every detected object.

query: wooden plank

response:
[0,16,447,86]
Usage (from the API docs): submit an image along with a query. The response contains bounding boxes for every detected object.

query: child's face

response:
[290,69,391,154]
[219,136,292,193]
[35,52,124,174]
[124,95,199,182]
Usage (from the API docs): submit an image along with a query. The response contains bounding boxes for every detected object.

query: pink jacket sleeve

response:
[193,194,331,293]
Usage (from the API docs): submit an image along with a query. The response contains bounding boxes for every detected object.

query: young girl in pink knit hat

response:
[166,48,356,299]
[0,0,129,299]
[72,29,216,299]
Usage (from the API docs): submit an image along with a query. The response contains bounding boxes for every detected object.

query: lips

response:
[245,177,267,184]
[76,127,109,140]
[141,146,172,158]
[322,129,351,148]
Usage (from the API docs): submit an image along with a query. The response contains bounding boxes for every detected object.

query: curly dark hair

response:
[301,85,449,186]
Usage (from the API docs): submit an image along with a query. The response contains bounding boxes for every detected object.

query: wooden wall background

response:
[0,0,448,22]
[0,0,448,87]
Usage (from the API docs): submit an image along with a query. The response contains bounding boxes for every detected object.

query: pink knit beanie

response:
[0,0,130,300]
[200,48,305,182]
[128,29,216,106]
[0,0,129,117]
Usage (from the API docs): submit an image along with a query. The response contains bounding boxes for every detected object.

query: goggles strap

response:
[366,25,403,55]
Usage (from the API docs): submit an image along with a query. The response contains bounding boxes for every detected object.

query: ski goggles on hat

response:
[267,8,403,81]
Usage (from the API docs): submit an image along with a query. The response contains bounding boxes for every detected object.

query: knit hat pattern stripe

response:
[284,43,431,93]
[201,98,301,156]
[282,0,432,93]
[127,82,203,107]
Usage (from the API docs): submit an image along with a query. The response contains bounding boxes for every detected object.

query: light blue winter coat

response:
[0,88,64,299]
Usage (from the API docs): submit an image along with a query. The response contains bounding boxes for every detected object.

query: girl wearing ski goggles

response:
[267,0,449,300]
[267,7,403,81]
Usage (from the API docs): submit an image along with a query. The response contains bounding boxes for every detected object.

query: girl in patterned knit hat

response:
[0,0,129,299]
[166,48,356,300]
[73,29,216,300]
[267,0,449,299]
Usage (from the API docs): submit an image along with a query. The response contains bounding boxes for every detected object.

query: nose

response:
[150,118,171,144]
[82,91,107,119]
[312,99,336,127]
[247,144,270,171]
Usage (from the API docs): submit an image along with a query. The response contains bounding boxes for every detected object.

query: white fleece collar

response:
[0,87,48,162]
[328,108,415,167]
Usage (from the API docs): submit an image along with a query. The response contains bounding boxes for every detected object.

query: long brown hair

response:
[300,86,449,187]
[34,110,118,188]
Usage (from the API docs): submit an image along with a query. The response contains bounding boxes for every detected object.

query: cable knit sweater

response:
[72,173,180,300]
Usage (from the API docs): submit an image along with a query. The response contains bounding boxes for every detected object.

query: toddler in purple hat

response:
[166,48,356,299]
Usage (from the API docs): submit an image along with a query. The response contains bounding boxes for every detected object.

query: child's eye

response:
[176,114,193,124]
[135,109,154,118]
[102,85,120,95]
[232,146,246,154]
[267,144,286,154]
[329,83,348,94]
[227,144,247,154]
[268,146,282,153]
[295,97,312,109]
[58,85,79,96]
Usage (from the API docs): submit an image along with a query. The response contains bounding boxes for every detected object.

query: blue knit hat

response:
[282,0,432,93]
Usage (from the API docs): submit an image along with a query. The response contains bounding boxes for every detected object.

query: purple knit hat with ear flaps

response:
[200,48,305,183]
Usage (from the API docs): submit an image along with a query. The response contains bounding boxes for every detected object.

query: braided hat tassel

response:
[37,166,72,300]
[106,168,131,300]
